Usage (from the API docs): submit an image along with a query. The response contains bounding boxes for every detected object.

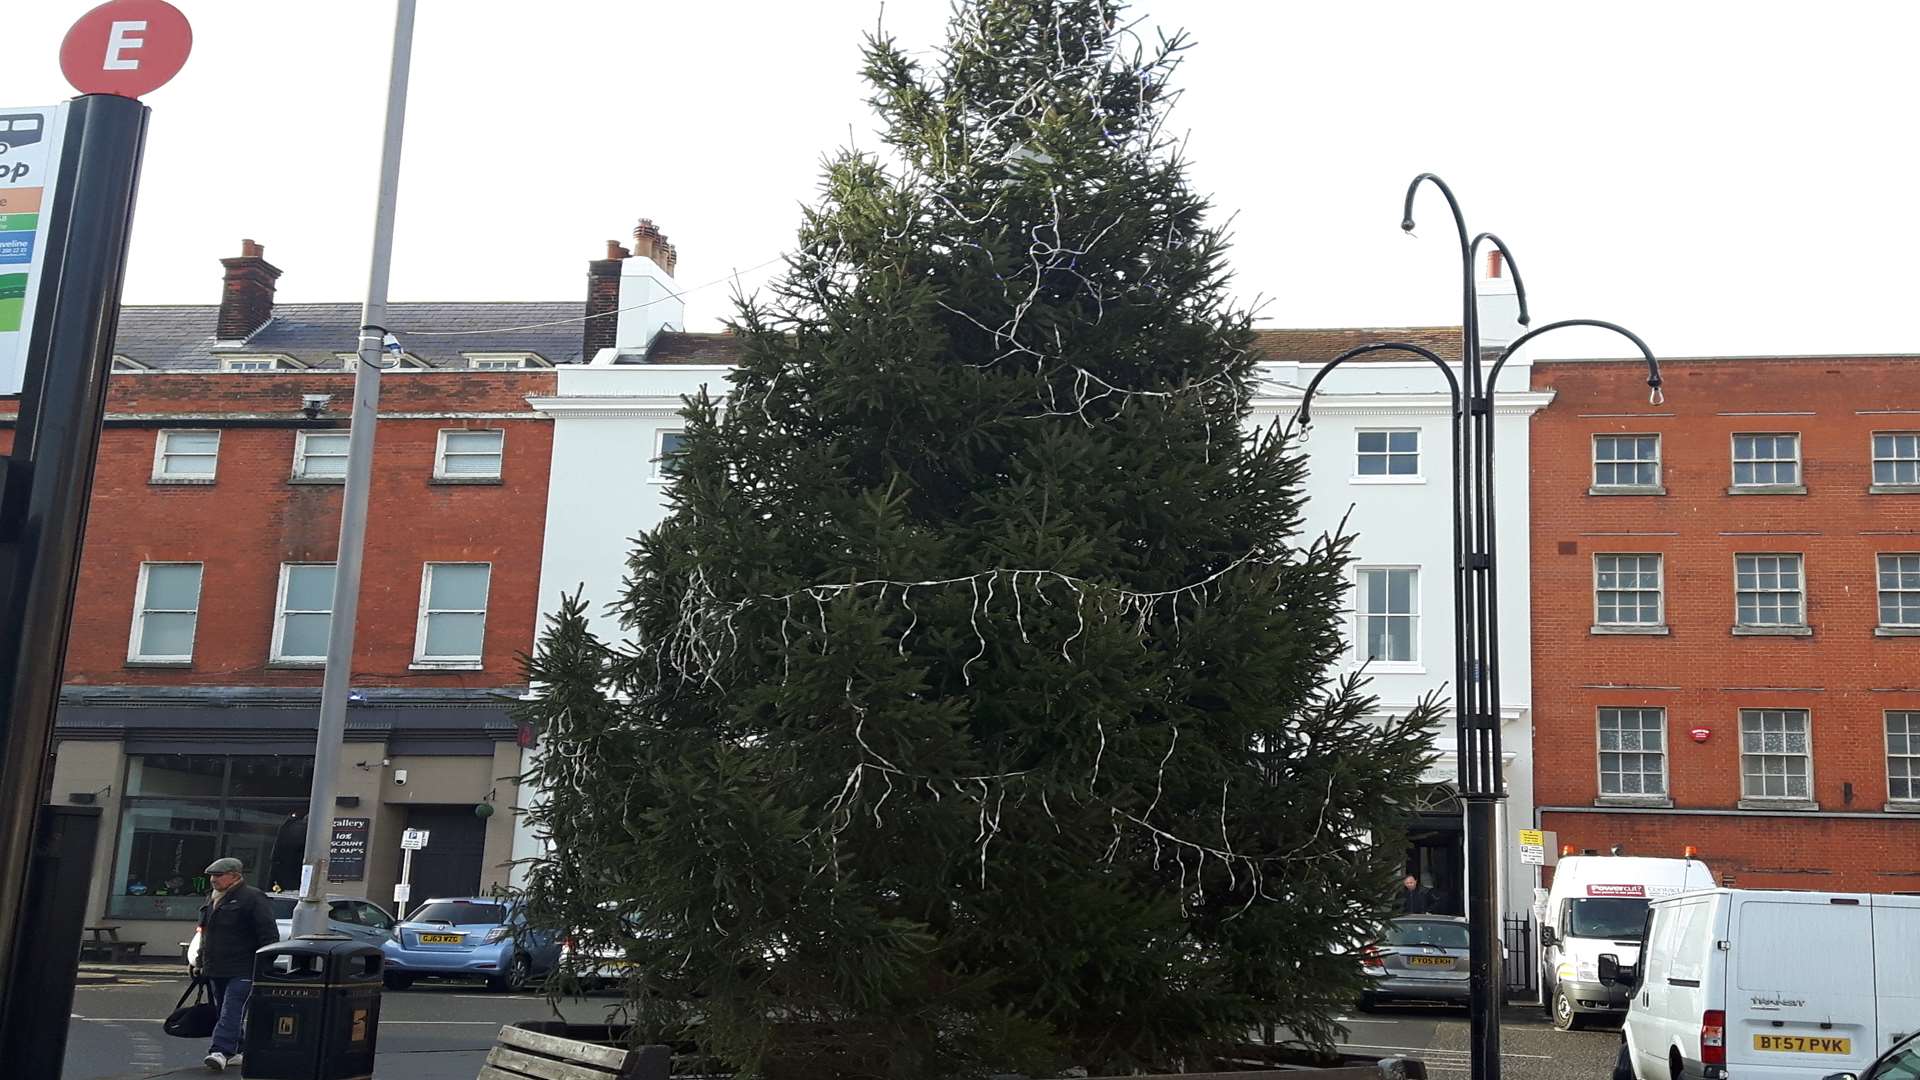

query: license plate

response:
[417,933,463,944]
[1408,956,1454,968]
[1754,1035,1851,1054]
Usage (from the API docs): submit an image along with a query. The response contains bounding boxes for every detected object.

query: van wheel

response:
[1612,1042,1636,1080]
[1552,985,1585,1031]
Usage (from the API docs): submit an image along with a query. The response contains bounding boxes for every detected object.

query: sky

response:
[8,1,1919,360]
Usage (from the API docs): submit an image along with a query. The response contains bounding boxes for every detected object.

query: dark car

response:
[1359,915,1472,1010]
[1823,1031,1920,1080]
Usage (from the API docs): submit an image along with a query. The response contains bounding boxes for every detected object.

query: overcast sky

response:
[10,1,1918,359]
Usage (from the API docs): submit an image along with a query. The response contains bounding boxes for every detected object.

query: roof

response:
[1250,327,1463,363]
[112,302,588,371]
[637,330,746,365]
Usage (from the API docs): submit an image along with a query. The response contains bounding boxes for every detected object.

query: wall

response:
[1530,356,1920,892]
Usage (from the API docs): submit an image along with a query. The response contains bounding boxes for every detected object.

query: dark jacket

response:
[1401,886,1439,915]
[197,883,280,978]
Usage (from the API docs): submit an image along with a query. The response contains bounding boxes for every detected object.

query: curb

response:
[75,973,119,984]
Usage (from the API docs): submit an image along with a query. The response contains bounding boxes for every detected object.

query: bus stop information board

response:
[0,104,65,397]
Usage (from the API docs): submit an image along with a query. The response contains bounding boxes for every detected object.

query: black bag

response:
[163,977,218,1039]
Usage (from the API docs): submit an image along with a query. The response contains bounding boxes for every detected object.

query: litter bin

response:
[242,934,384,1079]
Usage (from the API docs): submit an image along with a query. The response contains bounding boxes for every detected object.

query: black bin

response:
[243,935,384,1080]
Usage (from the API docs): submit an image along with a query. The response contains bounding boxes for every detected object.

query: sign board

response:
[400,828,430,851]
[1587,883,1647,898]
[60,0,193,99]
[0,104,67,396]
[1517,828,1545,866]
[392,883,411,904]
[328,817,371,882]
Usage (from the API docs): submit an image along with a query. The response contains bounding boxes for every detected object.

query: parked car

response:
[555,904,650,990]
[1606,888,1920,1080]
[186,895,399,969]
[1822,1031,1920,1080]
[1538,852,1715,1030]
[1359,916,1471,1010]
[381,897,560,992]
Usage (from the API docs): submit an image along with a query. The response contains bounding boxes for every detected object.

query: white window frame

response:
[1597,707,1668,799]
[111,355,152,373]
[1354,566,1420,670]
[1734,553,1807,628]
[652,429,687,482]
[1889,711,1920,804]
[1730,432,1802,489]
[218,354,295,372]
[412,562,491,669]
[1352,429,1422,483]
[127,561,204,665]
[271,562,336,665]
[433,428,505,481]
[1592,434,1662,490]
[151,429,221,483]
[1739,708,1814,803]
[291,430,351,481]
[1873,432,1920,489]
[1593,553,1665,628]
[1879,554,1920,630]
[464,352,547,370]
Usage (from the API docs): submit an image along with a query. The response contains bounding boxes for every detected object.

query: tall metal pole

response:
[290,0,417,937]
[1295,175,1660,1080]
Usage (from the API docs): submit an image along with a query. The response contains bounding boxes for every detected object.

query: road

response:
[66,976,1621,1080]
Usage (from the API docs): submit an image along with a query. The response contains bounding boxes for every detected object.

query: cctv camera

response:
[393,769,409,786]
[301,394,332,419]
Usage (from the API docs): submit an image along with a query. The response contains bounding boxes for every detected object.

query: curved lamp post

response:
[1294,174,1661,1080]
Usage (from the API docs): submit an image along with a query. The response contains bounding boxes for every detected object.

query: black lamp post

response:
[1294,174,1662,1080]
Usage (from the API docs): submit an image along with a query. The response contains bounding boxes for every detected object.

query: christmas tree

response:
[519,2,1439,1075]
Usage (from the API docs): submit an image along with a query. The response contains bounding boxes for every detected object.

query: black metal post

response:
[1295,175,1661,1080]
[0,93,150,1072]
[0,805,102,1079]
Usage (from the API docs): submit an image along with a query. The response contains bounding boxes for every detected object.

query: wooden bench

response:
[78,926,145,964]
[479,1023,670,1080]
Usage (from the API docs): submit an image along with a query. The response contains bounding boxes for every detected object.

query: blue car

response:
[380,897,559,992]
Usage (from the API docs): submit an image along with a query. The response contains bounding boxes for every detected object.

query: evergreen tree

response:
[519,2,1439,1075]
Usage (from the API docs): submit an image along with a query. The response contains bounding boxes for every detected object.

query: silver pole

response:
[290,0,417,937]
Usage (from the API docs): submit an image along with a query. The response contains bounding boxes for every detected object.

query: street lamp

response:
[1293,174,1661,1080]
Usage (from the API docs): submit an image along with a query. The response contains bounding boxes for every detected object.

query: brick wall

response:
[39,370,557,689]
[1530,356,1920,891]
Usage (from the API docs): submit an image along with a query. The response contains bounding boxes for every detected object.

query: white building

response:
[517,241,1549,914]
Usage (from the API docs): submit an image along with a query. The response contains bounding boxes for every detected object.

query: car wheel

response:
[1358,991,1378,1013]
[1553,985,1585,1031]
[489,952,532,993]
[382,972,413,990]
[1612,1041,1636,1080]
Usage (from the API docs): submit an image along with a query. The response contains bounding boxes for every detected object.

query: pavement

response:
[1330,1002,1623,1080]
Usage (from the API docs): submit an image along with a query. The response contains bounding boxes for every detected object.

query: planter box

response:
[479,1022,671,1080]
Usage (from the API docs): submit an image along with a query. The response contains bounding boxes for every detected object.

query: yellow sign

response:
[1755,1035,1851,1054]
[277,1015,296,1037]
[351,1008,368,1043]
[1518,829,1544,847]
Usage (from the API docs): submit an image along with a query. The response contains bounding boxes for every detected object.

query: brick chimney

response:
[630,219,677,276]
[610,218,684,359]
[217,239,282,341]
[583,240,629,362]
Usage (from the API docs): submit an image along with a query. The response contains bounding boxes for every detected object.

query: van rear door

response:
[1874,895,1920,1056]
[1728,893,1878,1079]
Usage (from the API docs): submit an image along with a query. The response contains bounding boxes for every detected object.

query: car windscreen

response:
[1387,920,1470,949]
[268,897,297,919]
[409,901,505,926]
[1567,897,1649,939]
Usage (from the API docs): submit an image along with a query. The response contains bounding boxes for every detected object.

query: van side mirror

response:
[1597,953,1638,988]
[1539,926,1556,948]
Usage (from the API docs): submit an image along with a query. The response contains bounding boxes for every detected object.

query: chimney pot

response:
[241,238,264,259]
[605,240,630,260]
[1487,249,1504,279]
[217,239,283,341]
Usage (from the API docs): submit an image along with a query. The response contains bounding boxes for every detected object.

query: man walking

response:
[195,857,279,1072]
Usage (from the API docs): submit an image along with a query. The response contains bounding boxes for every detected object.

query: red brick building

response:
[1529,355,1920,892]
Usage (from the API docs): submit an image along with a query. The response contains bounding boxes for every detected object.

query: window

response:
[111,355,152,373]
[1740,708,1812,801]
[415,562,490,666]
[1889,713,1920,803]
[1735,554,1805,627]
[1356,568,1417,664]
[273,563,336,663]
[465,352,543,370]
[1875,432,1920,488]
[108,754,313,919]
[1731,433,1801,488]
[1594,554,1664,627]
[1880,555,1920,628]
[1356,430,1419,478]
[1593,435,1661,489]
[129,562,203,663]
[292,431,349,480]
[152,429,220,482]
[219,355,290,372]
[1598,708,1667,797]
[434,429,504,480]
[653,430,687,480]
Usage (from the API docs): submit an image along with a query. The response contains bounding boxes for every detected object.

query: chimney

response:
[1477,245,1521,350]
[217,239,282,341]
[583,240,629,362]
[613,218,685,357]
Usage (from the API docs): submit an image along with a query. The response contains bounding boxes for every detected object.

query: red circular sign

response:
[60,0,193,99]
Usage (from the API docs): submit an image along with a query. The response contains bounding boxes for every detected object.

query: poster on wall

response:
[328,817,371,882]
[0,103,68,396]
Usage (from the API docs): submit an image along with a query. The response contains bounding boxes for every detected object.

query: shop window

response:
[108,754,313,919]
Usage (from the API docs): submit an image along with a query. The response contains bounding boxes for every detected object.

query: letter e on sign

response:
[61,1,193,99]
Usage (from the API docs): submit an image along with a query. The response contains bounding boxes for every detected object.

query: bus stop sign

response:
[61,0,193,99]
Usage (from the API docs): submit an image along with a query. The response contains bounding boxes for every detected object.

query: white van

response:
[1609,889,1920,1080]
[1539,854,1717,1030]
